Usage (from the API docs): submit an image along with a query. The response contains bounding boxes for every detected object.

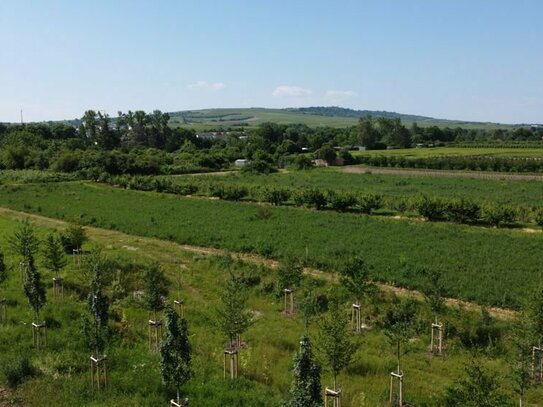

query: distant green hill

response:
[168,107,519,130]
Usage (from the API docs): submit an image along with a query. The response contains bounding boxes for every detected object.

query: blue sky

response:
[1,1,542,123]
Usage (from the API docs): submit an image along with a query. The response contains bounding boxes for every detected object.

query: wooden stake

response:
[31,321,47,349]
[283,288,294,315]
[389,370,404,407]
[90,354,107,390]
[532,344,543,383]
[351,303,361,333]
[53,277,64,298]
[148,319,162,351]
[430,318,444,355]
[223,349,238,379]
[325,387,342,407]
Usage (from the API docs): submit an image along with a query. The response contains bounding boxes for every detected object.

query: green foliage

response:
[356,193,383,214]
[293,155,314,170]
[42,233,67,274]
[338,256,376,304]
[317,301,356,389]
[286,335,323,407]
[9,218,39,258]
[301,188,327,210]
[534,208,543,226]
[60,224,88,253]
[446,198,481,224]
[276,258,304,295]
[0,250,6,287]
[416,196,446,221]
[418,268,445,316]
[83,253,110,354]
[444,361,510,407]
[160,306,192,400]
[216,270,252,345]
[23,255,46,318]
[326,190,356,211]
[262,188,291,206]
[482,204,518,227]
[381,299,418,370]
[143,263,169,315]
[3,355,36,389]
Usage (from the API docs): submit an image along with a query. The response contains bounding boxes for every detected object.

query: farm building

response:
[235,159,250,167]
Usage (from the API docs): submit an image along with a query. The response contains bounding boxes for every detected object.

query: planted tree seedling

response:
[90,354,108,390]
[430,318,444,356]
[389,370,404,407]
[324,387,341,407]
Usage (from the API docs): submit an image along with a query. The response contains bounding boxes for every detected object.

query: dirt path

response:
[0,207,516,320]
[342,165,543,181]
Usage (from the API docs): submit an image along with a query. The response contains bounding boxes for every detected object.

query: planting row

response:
[357,154,543,173]
[102,175,543,228]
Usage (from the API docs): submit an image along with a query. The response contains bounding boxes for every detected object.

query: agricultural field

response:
[0,181,542,308]
[1,206,543,406]
[174,168,543,208]
[353,147,543,159]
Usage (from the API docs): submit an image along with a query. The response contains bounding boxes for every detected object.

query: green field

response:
[176,168,543,208]
[353,147,543,158]
[167,108,517,130]
[0,182,542,308]
[1,211,540,406]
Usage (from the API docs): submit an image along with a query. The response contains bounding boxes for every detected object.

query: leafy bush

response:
[60,225,88,253]
[209,184,248,201]
[262,188,291,206]
[533,208,543,226]
[357,193,383,214]
[446,198,480,224]
[301,188,327,210]
[3,356,36,388]
[327,190,356,211]
[416,196,447,221]
[482,205,517,227]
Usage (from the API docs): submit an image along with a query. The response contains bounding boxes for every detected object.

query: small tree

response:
[444,361,509,407]
[160,305,192,405]
[143,263,169,320]
[339,256,376,307]
[23,254,46,320]
[60,225,88,253]
[43,233,67,276]
[419,267,445,319]
[510,317,533,407]
[298,286,319,332]
[317,301,357,391]
[216,270,252,348]
[9,218,39,259]
[276,258,304,296]
[382,299,418,373]
[82,258,109,356]
[287,335,323,407]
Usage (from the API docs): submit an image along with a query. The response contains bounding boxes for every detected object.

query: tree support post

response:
[170,397,189,407]
[174,299,185,318]
[223,349,238,380]
[31,321,47,349]
[0,299,7,323]
[53,277,64,298]
[324,387,341,407]
[90,355,107,390]
[283,288,294,315]
[430,319,444,355]
[351,303,361,333]
[19,261,28,284]
[532,345,543,383]
[72,248,81,268]
[148,319,162,351]
[389,370,404,407]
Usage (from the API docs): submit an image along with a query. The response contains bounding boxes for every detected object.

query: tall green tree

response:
[216,270,252,347]
[42,233,66,276]
[287,335,323,407]
[444,361,509,407]
[418,267,445,319]
[382,299,418,373]
[9,218,39,259]
[339,256,376,306]
[356,117,379,148]
[317,301,357,390]
[160,306,192,404]
[82,255,109,355]
[143,263,169,320]
[23,254,46,320]
[276,258,304,296]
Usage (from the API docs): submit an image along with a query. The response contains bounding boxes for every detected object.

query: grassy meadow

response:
[0,182,542,308]
[174,168,543,208]
[1,209,542,406]
[353,147,543,159]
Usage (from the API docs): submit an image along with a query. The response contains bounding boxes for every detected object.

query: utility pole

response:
[20,109,24,125]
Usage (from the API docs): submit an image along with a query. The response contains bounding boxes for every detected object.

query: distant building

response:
[313,159,328,167]
[196,131,227,139]
[235,159,250,167]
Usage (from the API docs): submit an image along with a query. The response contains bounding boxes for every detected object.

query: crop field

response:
[353,147,543,159]
[174,168,543,208]
[0,182,542,308]
[2,211,542,406]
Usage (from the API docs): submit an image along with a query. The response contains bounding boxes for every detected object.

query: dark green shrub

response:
[262,188,291,206]
[60,225,88,253]
[482,205,517,227]
[416,196,447,221]
[446,198,481,224]
[533,208,543,226]
[3,356,36,388]
[327,190,356,211]
[302,188,327,210]
[357,193,383,214]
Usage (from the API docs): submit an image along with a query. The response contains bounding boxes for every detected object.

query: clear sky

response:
[1,0,542,123]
